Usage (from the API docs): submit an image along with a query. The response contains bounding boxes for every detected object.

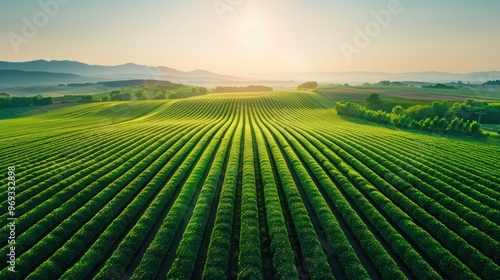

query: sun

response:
[238,18,267,49]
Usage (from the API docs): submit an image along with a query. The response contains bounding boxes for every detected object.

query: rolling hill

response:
[0,91,498,279]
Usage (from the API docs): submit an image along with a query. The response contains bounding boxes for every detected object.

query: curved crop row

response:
[166,110,238,279]
[130,107,235,279]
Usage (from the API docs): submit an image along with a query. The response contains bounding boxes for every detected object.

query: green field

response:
[318,84,500,101]
[1,91,499,279]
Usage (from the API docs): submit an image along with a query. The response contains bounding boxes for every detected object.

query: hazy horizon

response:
[1,0,499,76]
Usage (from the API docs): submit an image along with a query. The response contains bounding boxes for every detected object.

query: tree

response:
[422,83,457,89]
[391,105,404,115]
[213,85,272,93]
[11,97,33,107]
[110,90,121,101]
[483,80,500,85]
[297,81,318,90]
[110,90,131,101]
[81,95,94,102]
[121,93,131,101]
[32,95,53,106]
[153,89,166,100]
[365,93,382,109]
[101,96,109,102]
[135,91,147,100]
[0,93,11,108]
[41,97,53,105]
[470,121,480,134]
[169,87,209,99]
[32,95,43,105]
[437,118,449,130]
[197,87,208,94]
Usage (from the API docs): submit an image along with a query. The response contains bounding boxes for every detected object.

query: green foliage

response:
[365,93,382,109]
[81,95,94,102]
[110,90,131,101]
[378,80,406,86]
[131,117,229,280]
[213,85,273,93]
[168,114,236,280]
[391,105,404,115]
[153,89,166,99]
[336,101,485,137]
[297,81,318,90]
[422,83,458,89]
[0,93,52,108]
[203,117,244,280]
[134,90,147,100]
[0,91,498,280]
[483,80,500,85]
[169,87,208,98]
[237,118,263,280]
[32,95,53,106]
[0,93,11,108]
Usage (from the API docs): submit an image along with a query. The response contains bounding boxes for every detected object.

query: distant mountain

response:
[0,60,499,89]
[0,60,247,83]
[0,70,90,87]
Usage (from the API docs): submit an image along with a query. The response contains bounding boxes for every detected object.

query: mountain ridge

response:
[0,60,499,86]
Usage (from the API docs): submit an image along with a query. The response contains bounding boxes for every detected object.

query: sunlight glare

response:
[238,18,267,49]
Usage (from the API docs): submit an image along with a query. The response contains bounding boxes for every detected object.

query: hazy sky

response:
[1,0,499,75]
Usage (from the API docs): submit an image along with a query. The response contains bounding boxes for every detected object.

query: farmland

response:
[0,91,499,279]
[317,84,500,101]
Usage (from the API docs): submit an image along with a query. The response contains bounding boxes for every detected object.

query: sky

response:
[0,0,499,76]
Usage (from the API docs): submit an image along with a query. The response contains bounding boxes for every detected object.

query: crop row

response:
[314,129,499,278]
[87,119,221,280]
[250,110,299,280]
[0,124,173,268]
[202,111,244,279]
[25,123,198,279]
[130,108,235,279]
[166,112,239,279]
[359,133,500,195]
[289,126,442,279]
[0,123,173,229]
[341,133,500,227]
[326,133,500,266]
[236,112,263,280]
[0,122,194,278]
[258,106,400,279]
[255,110,334,279]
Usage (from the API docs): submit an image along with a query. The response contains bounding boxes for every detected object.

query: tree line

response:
[79,87,209,102]
[0,93,53,108]
[336,98,482,137]
[213,85,273,93]
[483,80,500,85]
[364,93,499,124]
[422,83,458,90]
[297,81,318,90]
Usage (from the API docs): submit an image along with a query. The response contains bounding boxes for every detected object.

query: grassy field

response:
[0,91,499,279]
